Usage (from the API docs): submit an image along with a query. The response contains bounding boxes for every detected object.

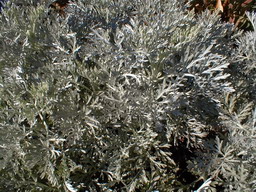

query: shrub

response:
[0,0,255,191]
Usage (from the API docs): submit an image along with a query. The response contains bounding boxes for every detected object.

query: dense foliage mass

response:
[0,0,255,191]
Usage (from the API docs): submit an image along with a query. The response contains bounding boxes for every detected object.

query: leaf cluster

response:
[0,0,255,191]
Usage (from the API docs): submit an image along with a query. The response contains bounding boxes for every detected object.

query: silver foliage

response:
[0,0,255,191]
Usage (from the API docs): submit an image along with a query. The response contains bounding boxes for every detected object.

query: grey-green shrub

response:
[0,0,255,191]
